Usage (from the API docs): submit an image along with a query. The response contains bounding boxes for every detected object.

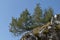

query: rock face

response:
[20,14,60,40]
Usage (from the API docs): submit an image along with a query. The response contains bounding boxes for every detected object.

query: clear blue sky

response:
[0,0,60,40]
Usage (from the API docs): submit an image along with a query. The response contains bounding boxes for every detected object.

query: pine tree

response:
[9,4,56,40]
[9,9,32,35]
[33,4,42,25]
[44,8,53,23]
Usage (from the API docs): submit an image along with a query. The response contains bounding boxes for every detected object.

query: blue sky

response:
[0,0,60,40]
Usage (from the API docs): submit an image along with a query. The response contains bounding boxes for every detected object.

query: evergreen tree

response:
[9,4,55,40]
[9,9,32,35]
[33,4,42,25]
[44,8,53,23]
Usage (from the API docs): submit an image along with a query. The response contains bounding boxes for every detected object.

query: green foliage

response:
[9,17,18,35]
[9,4,54,36]
[10,9,32,35]
[33,4,42,25]
[43,8,53,23]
